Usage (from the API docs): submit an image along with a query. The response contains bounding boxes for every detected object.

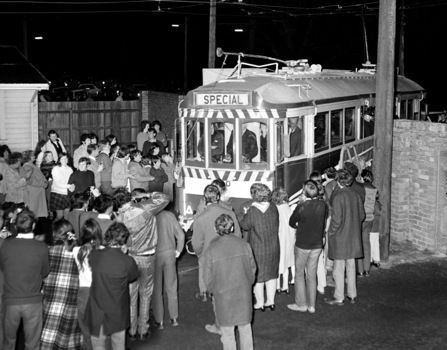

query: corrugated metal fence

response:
[38,100,142,154]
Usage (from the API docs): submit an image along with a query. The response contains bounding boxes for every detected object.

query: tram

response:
[176,49,425,216]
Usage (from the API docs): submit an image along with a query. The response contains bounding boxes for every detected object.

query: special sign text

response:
[196,93,249,106]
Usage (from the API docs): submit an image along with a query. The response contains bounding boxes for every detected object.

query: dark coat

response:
[202,235,256,327]
[192,203,241,257]
[328,186,365,260]
[239,203,280,282]
[84,247,139,336]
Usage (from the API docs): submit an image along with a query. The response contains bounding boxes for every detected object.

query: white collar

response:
[97,213,111,219]
[16,233,35,239]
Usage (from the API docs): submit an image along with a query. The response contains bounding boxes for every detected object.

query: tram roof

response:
[181,71,424,109]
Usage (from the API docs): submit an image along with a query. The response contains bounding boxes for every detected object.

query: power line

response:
[0,0,445,17]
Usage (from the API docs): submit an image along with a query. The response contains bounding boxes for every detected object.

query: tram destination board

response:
[195,93,249,106]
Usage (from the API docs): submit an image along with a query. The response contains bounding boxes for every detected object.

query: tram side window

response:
[186,119,204,162]
[276,121,284,161]
[331,110,342,146]
[289,117,303,157]
[240,122,260,163]
[345,107,355,142]
[361,106,375,138]
[211,121,233,164]
[314,113,328,151]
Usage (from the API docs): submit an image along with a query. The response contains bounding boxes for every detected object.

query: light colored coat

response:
[44,138,67,162]
[111,158,129,189]
[4,165,28,204]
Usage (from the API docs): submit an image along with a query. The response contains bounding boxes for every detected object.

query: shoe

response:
[307,306,316,313]
[195,291,207,302]
[364,271,370,277]
[128,332,137,341]
[281,289,290,295]
[205,324,222,335]
[170,318,179,327]
[265,304,275,311]
[154,321,164,330]
[276,289,281,294]
[373,262,381,268]
[317,287,325,295]
[254,305,265,312]
[287,304,308,312]
[324,298,344,306]
[347,296,356,304]
[138,331,150,340]
[357,272,365,278]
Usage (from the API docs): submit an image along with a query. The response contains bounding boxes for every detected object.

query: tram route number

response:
[196,93,249,106]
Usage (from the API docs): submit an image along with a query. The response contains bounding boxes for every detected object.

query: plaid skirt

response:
[49,192,71,211]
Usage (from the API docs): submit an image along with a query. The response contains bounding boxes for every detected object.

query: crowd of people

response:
[0,120,185,350]
[0,118,382,349]
[190,162,381,349]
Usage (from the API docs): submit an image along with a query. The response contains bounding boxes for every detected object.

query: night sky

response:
[0,0,445,110]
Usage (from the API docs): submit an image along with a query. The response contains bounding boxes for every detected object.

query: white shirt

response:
[73,246,92,287]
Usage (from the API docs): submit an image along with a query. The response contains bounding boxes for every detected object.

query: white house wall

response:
[1,89,37,152]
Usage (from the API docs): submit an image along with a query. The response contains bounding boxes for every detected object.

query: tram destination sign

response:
[196,93,249,106]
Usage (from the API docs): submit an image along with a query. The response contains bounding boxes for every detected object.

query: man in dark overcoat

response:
[191,184,241,334]
[202,214,256,349]
[325,170,365,305]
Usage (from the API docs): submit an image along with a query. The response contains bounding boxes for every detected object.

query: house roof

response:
[0,45,49,86]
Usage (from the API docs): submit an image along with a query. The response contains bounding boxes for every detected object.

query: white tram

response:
[176,50,425,216]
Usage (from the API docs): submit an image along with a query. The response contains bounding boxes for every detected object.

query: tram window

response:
[276,121,284,161]
[361,106,375,138]
[186,119,204,162]
[240,122,260,163]
[345,107,355,142]
[289,117,303,157]
[211,121,233,164]
[331,110,342,146]
[314,113,328,151]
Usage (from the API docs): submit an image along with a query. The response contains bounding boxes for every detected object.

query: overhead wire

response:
[0,0,445,17]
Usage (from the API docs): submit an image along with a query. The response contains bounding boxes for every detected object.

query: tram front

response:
[177,80,287,217]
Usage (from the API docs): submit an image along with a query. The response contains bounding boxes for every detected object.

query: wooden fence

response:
[38,100,142,155]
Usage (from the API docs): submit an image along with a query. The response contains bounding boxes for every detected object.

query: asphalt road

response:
[128,252,447,350]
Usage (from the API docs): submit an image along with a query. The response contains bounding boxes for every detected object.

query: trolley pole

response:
[374,0,396,261]
[208,0,216,68]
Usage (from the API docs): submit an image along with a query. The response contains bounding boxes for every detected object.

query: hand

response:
[91,188,100,197]
[68,184,75,192]
[98,163,104,172]
[175,250,181,258]
[128,174,135,179]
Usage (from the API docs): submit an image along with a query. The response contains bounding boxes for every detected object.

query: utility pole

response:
[374,0,396,261]
[208,0,216,68]
[398,1,405,76]
[184,16,188,92]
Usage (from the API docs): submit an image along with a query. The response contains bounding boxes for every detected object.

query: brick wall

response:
[392,120,447,252]
[141,90,184,142]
